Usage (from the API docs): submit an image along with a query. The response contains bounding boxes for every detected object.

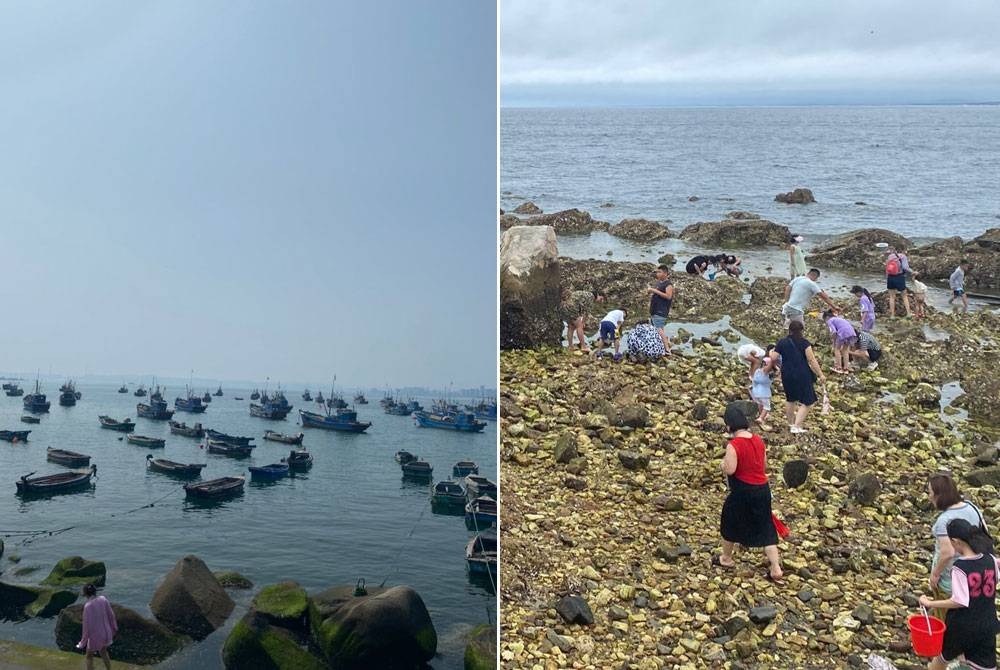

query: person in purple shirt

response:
[77,583,118,670]
[851,286,876,332]
[823,309,857,374]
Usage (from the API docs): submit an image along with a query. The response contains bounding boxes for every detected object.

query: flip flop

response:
[766,572,784,584]
[711,555,735,570]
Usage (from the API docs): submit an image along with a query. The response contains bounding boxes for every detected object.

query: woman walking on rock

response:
[774,320,826,433]
[77,583,117,670]
[715,402,783,582]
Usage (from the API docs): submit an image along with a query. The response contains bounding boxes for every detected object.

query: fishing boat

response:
[145,454,205,478]
[413,410,486,432]
[23,381,51,413]
[1,382,14,390]
[126,434,166,448]
[354,393,369,404]
[202,391,212,404]
[250,389,261,401]
[327,395,348,409]
[47,448,91,467]
[467,399,498,421]
[184,476,244,499]
[452,461,479,477]
[58,389,76,407]
[464,475,497,500]
[175,389,207,413]
[169,421,205,438]
[249,462,290,481]
[299,408,371,433]
[263,430,304,445]
[465,496,498,528]
[99,415,136,432]
[465,529,498,577]
[136,397,174,420]
[0,430,31,442]
[401,460,433,479]
[395,450,418,465]
[134,385,147,397]
[249,390,292,420]
[431,480,467,509]
[385,401,412,416]
[207,440,255,457]
[6,385,24,397]
[118,384,128,393]
[432,399,459,415]
[213,386,223,397]
[315,390,324,405]
[205,429,254,446]
[282,448,313,470]
[20,415,40,424]
[301,389,312,402]
[16,465,98,495]
[150,385,164,401]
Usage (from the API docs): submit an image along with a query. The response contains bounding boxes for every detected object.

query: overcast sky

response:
[501,0,1000,106]
[0,1,495,390]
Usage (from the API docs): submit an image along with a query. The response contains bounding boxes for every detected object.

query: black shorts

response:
[887,273,906,291]
[942,626,996,669]
[868,348,882,363]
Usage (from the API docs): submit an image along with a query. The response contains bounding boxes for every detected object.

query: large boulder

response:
[500,226,562,350]
[223,609,325,670]
[149,555,234,640]
[806,228,913,273]
[679,216,790,248]
[464,624,496,670]
[42,556,107,588]
[499,208,609,235]
[0,581,77,620]
[253,581,309,630]
[608,218,672,243]
[309,585,436,670]
[56,602,186,665]
[775,188,815,204]
[908,229,1000,290]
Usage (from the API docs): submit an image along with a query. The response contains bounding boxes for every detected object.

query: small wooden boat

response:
[263,430,304,445]
[401,460,433,479]
[301,389,312,401]
[99,415,135,432]
[205,429,254,446]
[207,440,255,457]
[126,434,166,448]
[464,475,497,500]
[395,450,418,465]
[249,462,290,481]
[234,396,244,401]
[431,480,467,508]
[169,421,204,438]
[47,448,91,467]
[134,385,147,397]
[17,465,97,495]
[452,461,479,477]
[465,529,498,576]
[465,496,498,528]
[145,454,205,477]
[0,430,31,442]
[20,415,40,424]
[5,385,24,397]
[184,476,244,499]
[282,448,313,470]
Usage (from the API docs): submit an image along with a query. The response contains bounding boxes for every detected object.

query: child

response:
[911,272,928,318]
[949,260,971,314]
[595,308,627,360]
[850,285,876,332]
[823,309,857,373]
[751,346,777,430]
[919,518,998,670]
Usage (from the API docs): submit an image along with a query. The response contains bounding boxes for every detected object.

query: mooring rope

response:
[380,504,429,587]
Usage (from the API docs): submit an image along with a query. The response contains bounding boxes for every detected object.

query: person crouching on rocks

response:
[77,583,117,670]
[560,287,604,353]
[919,518,998,670]
[714,402,783,582]
[848,330,883,371]
[625,319,667,362]
[823,309,858,374]
[774,320,826,433]
[594,308,627,361]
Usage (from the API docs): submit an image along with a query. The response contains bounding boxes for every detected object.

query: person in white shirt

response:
[911,271,928,319]
[595,308,627,359]
[780,269,837,328]
[948,260,971,314]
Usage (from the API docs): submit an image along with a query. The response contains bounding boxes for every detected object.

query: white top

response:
[911,279,928,295]
[737,344,765,365]
[601,310,625,326]
[787,276,821,311]
[950,266,965,290]
[790,244,808,276]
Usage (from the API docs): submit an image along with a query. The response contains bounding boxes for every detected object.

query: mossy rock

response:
[0,582,77,620]
[215,571,254,589]
[0,639,145,669]
[25,588,78,618]
[464,624,496,670]
[253,581,308,629]
[42,556,106,587]
[223,610,325,670]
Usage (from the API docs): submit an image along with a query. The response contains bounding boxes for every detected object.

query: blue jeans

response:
[650,315,667,330]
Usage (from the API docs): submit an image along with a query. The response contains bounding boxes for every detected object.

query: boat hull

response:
[249,465,290,481]
[20,416,40,424]
[264,431,304,445]
[146,457,205,478]
[99,416,136,432]
[299,410,370,432]
[184,477,244,499]
[137,403,174,420]
[47,449,91,468]
[126,435,166,448]
[0,430,31,442]
[413,411,486,432]
[17,467,96,495]
[205,430,254,445]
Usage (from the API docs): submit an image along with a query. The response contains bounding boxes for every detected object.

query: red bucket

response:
[908,614,946,657]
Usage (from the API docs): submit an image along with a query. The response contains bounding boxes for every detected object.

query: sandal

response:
[766,571,784,584]
[711,555,735,570]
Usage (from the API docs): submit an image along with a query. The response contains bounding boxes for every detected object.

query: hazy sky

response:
[0,2,496,389]
[502,0,1000,106]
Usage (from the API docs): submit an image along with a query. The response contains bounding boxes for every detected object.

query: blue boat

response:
[465,496,498,529]
[175,389,207,414]
[23,381,51,413]
[249,390,292,420]
[465,529,497,577]
[248,462,290,481]
[299,408,371,433]
[0,430,31,442]
[413,411,486,433]
[137,397,174,420]
[385,401,412,416]
[205,429,254,446]
[432,399,459,414]
[326,394,348,409]
[467,399,497,422]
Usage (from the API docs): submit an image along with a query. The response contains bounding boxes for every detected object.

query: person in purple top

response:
[822,309,857,374]
[77,583,118,670]
[851,286,876,332]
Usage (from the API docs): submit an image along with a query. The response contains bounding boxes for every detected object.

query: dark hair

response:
[656,264,670,272]
[723,402,750,432]
[788,320,805,340]
[822,308,835,320]
[764,344,775,356]
[788,234,799,244]
[947,518,994,554]
[808,268,821,277]
[929,473,962,510]
[851,285,873,301]
[961,259,970,266]
[633,318,651,328]
[83,584,97,597]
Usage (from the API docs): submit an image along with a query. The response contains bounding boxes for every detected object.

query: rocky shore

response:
[500,223,1000,669]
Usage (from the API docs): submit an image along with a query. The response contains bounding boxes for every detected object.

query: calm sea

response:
[501,106,1000,241]
[0,383,496,668]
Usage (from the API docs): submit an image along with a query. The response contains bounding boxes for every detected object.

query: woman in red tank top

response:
[715,402,783,582]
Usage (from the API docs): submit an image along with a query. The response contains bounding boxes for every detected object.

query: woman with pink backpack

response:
[885,246,912,318]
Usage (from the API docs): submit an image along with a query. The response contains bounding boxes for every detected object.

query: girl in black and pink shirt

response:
[919,518,999,670]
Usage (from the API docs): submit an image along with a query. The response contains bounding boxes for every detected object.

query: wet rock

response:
[848,473,882,506]
[500,226,562,350]
[782,460,809,488]
[722,616,749,638]
[465,624,497,670]
[502,208,609,235]
[620,404,650,428]
[222,608,324,670]
[691,402,709,421]
[905,383,941,409]
[253,581,309,630]
[617,450,649,471]
[150,555,235,640]
[680,217,790,248]
[608,218,672,243]
[499,213,520,230]
[608,605,629,621]
[657,253,676,267]
[41,556,106,588]
[56,602,186,665]
[556,595,594,625]
[966,466,1000,488]
[688,195,700,202]
[514,201,542,215]
[909,229,1000,290]
[0,582,77,620]
[564,476,588,491]
[797,589,814,603]
[775,188,815,204]
[214,571,254,589]
[749,605,777,624]
[554,433,578,464]
[805,228,912,273]
[599,202,615,208]
[975,445,999,466]
[831,558,850,574]
[852,604,875,626]
[657,497,684,512]
[730,400,759,423]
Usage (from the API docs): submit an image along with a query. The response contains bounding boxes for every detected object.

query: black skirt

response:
[720,477,778,547]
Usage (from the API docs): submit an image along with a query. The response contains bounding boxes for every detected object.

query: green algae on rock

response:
[41,556,106,588]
